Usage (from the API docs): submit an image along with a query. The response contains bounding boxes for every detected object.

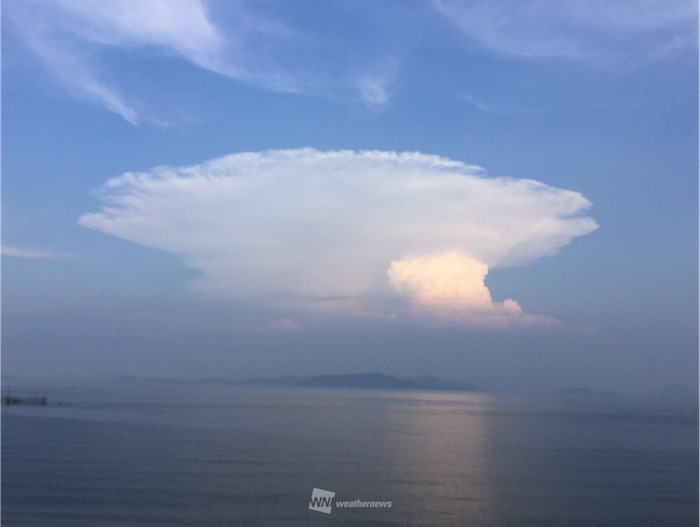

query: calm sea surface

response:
[2,382,697,526]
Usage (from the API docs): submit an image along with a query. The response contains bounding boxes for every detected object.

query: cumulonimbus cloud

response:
[388,252,559,328]
[79,148,597,328]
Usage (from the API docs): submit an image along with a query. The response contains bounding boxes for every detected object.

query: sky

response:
[2,0,698,394]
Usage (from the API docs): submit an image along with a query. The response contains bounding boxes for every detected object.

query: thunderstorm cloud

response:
[79,149,597,328]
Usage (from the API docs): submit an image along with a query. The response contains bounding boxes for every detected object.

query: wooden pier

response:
[3,394,47,406]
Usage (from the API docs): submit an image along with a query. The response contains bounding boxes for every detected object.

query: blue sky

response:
[2,0,697,393]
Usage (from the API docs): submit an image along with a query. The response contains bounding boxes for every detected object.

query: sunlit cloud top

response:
[79,149,597,327]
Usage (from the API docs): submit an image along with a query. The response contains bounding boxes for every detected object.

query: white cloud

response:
[433,0,698,61]
[5,0,224,124]
[6,0,694,123]
[251,318,303,334]
[354,57,401,106]
[5,0,404,123]
[2,245,68,259]
[79,148,597,328]
[388,251,558,328]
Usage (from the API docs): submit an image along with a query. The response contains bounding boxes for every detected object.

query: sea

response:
[2,381,698,526]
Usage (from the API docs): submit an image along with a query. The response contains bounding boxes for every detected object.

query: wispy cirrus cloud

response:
[433,0,698,61]
[4,0,405,123]
[8,0,688,124]
[5,0,225,124]
[354,57,401,106]
[255,318,303,334]
[2,245,69,259]
[79,149,597,328]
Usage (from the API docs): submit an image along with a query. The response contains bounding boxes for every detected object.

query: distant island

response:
[251,373,477,391]
[113,372,479,392]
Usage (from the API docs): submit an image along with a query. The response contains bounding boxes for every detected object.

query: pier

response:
[4,394,47,406]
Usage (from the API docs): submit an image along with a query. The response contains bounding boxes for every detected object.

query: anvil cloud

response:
[79,149,597,328]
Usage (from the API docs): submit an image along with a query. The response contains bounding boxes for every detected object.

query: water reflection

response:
[372,391,496,525]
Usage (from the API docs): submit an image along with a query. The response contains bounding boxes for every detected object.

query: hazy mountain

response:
[236,372,478,392]
[81,372,478,392]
